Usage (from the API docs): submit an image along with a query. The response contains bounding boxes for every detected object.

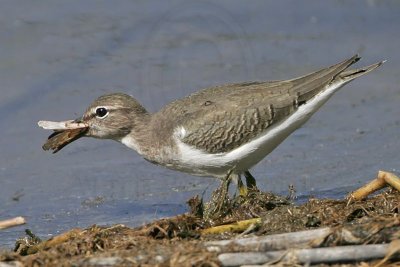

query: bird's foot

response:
[237,178,248,197]
[237,171,259,197]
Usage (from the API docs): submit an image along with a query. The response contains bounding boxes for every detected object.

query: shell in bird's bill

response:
[38,120,88,130]
[42,127,88,153]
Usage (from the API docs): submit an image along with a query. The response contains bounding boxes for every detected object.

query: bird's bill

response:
[38,119,89,153]
[38,120,88,130]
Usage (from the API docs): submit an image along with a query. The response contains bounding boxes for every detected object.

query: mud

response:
[1,186,400,266]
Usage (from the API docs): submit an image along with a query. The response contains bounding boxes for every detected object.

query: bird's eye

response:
[95,107,108,118]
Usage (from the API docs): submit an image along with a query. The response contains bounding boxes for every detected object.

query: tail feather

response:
[291,54,362,103]
[291,54,361,91]
[337,60,386,82]
[291,55,385,104]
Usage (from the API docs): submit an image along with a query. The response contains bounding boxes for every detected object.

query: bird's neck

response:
[119,112,151,154]
[120,112,178,163]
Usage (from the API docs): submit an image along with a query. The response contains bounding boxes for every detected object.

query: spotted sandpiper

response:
[38,55,383,195]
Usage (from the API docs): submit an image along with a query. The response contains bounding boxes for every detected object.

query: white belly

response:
[172,80,347,178]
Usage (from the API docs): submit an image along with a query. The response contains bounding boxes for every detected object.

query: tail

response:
[335,57,386,83]
[291,54,384,104]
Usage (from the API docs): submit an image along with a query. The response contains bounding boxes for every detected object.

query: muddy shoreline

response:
[2,180,400,266]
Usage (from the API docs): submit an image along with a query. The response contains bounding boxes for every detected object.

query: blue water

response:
[1,0,399,247]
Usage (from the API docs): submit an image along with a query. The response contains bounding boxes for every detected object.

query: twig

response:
[218,243,393,266]
[206,227,331,252]
[348,170,400,200]
[0,217,26,230]
[14,228,82,255]
[373,240,400,267]
[201,218,262,235]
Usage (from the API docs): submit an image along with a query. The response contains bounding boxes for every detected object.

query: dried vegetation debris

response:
[1,188,400,266]
[4,224,218,266]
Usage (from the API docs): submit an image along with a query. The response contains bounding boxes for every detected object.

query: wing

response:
[161,55,361,154]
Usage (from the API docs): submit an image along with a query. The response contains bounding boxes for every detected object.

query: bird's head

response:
[38,93,148,153]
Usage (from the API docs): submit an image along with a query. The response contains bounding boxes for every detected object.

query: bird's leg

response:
[236,175,248,197]
[214,171,232,210]
[205,170,249,219]
[229,173,248,197]
[244,170,258,191]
